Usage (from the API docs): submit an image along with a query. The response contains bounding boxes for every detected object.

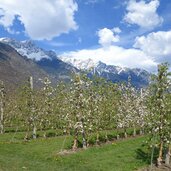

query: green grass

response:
[0,133,148,171]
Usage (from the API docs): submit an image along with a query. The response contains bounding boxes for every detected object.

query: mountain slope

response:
[0,42,49,89]
[0,38,77,82]
[0,38,51,60]
[36,58,77,80]
[0,37,150,88]
[60,58,150,87]
[93,61,149,87]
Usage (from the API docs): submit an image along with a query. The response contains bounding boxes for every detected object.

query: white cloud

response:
[0,0,78,40]
[60,29,171,72]
[60,45,157,72]
[112,27,121,34]
[134,30,171,63]
[0,8,15,28]
[124,0,163,29]
[6,28,20,35]
[97,28,120,47]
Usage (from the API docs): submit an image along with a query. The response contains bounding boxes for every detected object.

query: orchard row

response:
[0,63,171,165]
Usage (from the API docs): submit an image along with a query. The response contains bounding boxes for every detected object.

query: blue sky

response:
[0,0,171,71]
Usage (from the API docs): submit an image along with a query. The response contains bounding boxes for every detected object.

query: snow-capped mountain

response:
[60,57,98,70]
[0,37,54,61]
[0,42,49,89]
[0,38,77,83]
[60,57,147,76]
[60,57,150,87]
[0,37,150,87]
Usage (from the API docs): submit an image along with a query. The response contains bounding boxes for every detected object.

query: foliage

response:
[0,62,171,166]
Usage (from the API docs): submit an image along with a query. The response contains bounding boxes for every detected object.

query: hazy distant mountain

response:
[60,57,150,87]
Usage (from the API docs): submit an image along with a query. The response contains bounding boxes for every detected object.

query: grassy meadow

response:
[0,133,148,171]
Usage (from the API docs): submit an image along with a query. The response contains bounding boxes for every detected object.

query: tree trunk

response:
[157,140,163,166]
[24,133,29,141]
[43,131,47,138]
[140,128,144,135]
[105,131,109,142]
[0,81,5,134]
[96,132,100,145]
[29,76,37,139]
[87,136,90,147]
[0,98,4,134]
[117,134,120,140]
[124,128,127,138]
[80,118,87,149]
[165,144,171,165]
[116,128,120,140]
[133,126,136,137]
[82,133,87,149]
[72,127,78,150]
[24,127,30,141]
[33,123,37,139]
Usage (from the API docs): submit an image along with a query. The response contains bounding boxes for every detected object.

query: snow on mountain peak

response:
[0,37,53,61]
[0,37,11,42]
[60,56,148,79]
[60,56,128,75]
[60,57,99,70]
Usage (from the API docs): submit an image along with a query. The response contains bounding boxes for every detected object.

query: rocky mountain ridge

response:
[0,38,150,88]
